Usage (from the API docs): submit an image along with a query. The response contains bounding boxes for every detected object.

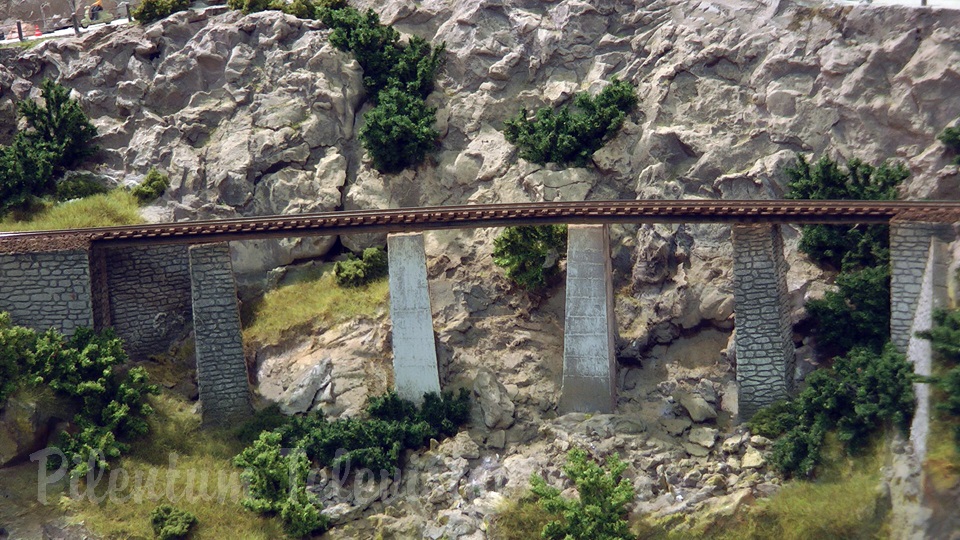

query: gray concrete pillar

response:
[189,243,251,425]
[732,224,794,419]
[559,224,616,414]
[890,222,954,352]
[387,233,440,403]
[904,237,950,461]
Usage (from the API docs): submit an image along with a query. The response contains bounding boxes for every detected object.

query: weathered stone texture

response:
[189,243,251,425]
[0,250,93,335]
[559,225,616,414]
[387,233,441,403]
[100,245,193,360]
[732,224,794,418]
[890,222,954,352]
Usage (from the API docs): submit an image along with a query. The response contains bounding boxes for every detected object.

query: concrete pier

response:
[732,224,795,418]
[559,224,616,414]
[387,233,441,403]
[890,222,954,352]
[189,243,251,425]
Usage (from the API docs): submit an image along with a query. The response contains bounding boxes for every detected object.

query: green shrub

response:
[0,312,38,404]
[55,174,109,201]
[764,344,915,477]
[320,4,445,173]
[939,126,960,165]
[530,448,635,540]
[492,225,568,291]
[227,0,273,14]
[805,265,891,356]
[503,78,637,167]
[333,247,388,287]
[784,155,905,271]
[132,168,170,205]
[747,400,800,439]
[150,504,198,540]
[132,0,191,23]
[918,308,960,451]
[18,79,99,175]
[358,84,439,173]
[278,0,315,18]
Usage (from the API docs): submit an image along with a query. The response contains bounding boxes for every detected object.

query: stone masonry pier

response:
[189,243,251,425]
[732,224,795,419]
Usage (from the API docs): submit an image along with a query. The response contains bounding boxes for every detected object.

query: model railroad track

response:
[1,200,959,250]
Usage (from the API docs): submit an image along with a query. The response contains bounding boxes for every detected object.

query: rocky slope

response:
[1,0,960,537]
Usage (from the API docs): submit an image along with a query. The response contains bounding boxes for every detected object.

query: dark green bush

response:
[493,225,568,291]
[784,155,905,271]
[747,400,799,439]
[359,87,439,173]
[132,168,170,205]
[530,448,635,540]
[150,504,198,540]
[0,312,38,404]
[55,174,109,201]
[227,0,273,14]
[938,126,960,165]
[278,0,315,18]
[764,344,915,477]
[320,4,445,173]
[805,265,891,356]
[132,0,191,23]
[918,308,960,451]
[503,78,637,167]
[333,246,388,287]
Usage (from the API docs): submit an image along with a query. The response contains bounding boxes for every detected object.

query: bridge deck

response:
[0,200,958,251]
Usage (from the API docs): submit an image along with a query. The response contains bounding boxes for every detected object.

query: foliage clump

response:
[55,174,108,201]
[132,168,170,205]
[333,246,388,287]
[0,79,98,214]
[529,448,635,540]
[938,126,960,165]
[493,225,567,291]
[0,313,157,476]
[753,345,915,477]
[503,78,638,167]
[319,3,444,173]
[226,0,273,14]
[235,389,470,535]
[131,0,191,24]
[918,308,960,452]
[150,504,198,540]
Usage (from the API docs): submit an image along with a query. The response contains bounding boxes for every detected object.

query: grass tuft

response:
[487,490,556,540]
[242,265,389,346]
[64,393,285,539]
[0,190,143,231]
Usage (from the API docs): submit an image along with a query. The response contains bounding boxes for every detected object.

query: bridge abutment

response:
[559,224,616,414]
[387,232,441,403]
[890,222,954,352]
[189,243,252,425]
[0,248,94,335]
[732,224,794,419]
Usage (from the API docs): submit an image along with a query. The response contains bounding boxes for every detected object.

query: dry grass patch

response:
[487,490,556,540]
[0,190,143,231]
[64,393,285,539]
[243,265,389,346]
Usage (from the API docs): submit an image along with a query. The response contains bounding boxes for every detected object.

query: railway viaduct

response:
[0,200,956,425]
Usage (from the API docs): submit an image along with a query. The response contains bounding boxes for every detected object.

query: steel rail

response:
[0,200,957,249]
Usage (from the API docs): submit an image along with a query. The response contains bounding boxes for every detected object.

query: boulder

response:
[742,446,765,469]
[473,368,515,430]
[688,426,719,449]
[278,360,333,415]
[677,391,718,423]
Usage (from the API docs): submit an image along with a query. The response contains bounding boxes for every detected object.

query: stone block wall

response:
[0,250,93,335]
[387,233,441,403]
[189,243,251,425]
[98,245,192,360]
[891,222,954,352]
[732,224,794,418]
[559,225,616,414]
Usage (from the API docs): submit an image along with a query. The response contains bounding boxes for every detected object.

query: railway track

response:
[0,200,958,251]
